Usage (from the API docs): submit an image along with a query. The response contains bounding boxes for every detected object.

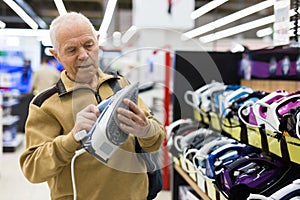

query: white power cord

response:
[71,148,86,200]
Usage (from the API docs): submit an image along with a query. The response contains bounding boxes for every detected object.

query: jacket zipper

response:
[95,92,101,104]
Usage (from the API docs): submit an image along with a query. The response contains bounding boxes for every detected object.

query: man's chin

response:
[75,74,97,84]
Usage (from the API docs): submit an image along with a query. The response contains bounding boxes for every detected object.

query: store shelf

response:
[2,99,19,108]
[3,134,23,152]
[1,91,23,153]
[241,79,300,93]
[173,163,211,200]
[2,115,19,126]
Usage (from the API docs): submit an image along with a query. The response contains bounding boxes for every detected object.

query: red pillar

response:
[163,51,171,190]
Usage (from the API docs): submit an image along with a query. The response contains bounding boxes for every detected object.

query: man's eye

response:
[68,48,76,53]
[85,43,94,49]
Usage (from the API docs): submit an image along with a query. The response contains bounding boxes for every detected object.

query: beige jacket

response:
[19,69,165,200]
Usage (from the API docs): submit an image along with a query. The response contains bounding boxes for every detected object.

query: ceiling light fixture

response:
[99,0,118,45]
[182,0,275,40]
[256,21,297,37]
[54,0,67,15]
[289,28,300,36]
[15,0,48,29]
[3,0,38,29]
[121,25,138,44]
[190,0,229,20]
[256,27,273,37]
[199,8,297,43]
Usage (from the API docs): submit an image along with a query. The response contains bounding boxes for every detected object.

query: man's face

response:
[51,21,99,83]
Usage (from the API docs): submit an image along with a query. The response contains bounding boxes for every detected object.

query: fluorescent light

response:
[183,0,275,40]
[289,28,300,36]
[0,21,6,29]
[256,27,273,37]
[3,0,38,29]
[99,0,118,45]
[191,0,228,20]
[199,8,297,43]
[200,15,275,43]
[54,0,67,15]
[121,26,137,44]
[256,21,296,37]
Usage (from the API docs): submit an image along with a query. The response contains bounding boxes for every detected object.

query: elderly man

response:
[20,12,164,200]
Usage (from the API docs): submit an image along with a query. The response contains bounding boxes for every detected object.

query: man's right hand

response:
[71,104,100,141]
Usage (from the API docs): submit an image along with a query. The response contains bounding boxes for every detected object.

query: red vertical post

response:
[163,51,171,190]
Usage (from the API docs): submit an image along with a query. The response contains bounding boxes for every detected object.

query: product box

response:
[2,115,19,142]
[222,118,242,141]
[266,129,282,157]
[246,126,263,149]
[219,191,228,200]
[286,136,300,164]
[209,112,221,131]
[186,161,197,182]
[193,109,202,122]
[196,171,206,193]
[173,156,181,167]
[179,154,189,172]
[178,186,201,200]
[206,178,217,200]
[186,189,201,200]
[201,112,210,126]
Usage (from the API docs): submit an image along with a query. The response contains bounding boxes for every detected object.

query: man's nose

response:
[78,48,89,60]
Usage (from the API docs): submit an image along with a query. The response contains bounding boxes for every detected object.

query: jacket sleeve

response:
[136,96,166,153]
[19,103,80,183]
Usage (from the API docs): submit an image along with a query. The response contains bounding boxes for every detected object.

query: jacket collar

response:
[56,69,119,97]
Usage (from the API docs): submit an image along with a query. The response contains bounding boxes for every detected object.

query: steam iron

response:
[227,91,269,127]
[192,137,237,176]
[265,93,300,132]
[205,143,259,179]
[254,91,300,132]
[184,81,223,114]
[200,83,226,113]
[247,179,300,200]
[80,82,139,163]
[217,85,241,117]
[215,155,287,199]
[251,90,288,127]
[220,86,254,117]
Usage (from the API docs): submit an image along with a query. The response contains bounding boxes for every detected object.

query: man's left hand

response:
[117,98,150,137]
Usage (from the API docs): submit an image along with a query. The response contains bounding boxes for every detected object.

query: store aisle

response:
[0,135,171,200]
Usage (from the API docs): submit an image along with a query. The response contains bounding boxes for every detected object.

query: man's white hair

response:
[49,12,98,51]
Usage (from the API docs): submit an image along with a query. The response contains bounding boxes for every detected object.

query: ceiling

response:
[0,0,294,40]
[1,0,132,30]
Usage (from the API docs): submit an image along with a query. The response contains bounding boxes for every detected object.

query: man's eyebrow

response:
[64,46,76,52]
[85,39,95,43]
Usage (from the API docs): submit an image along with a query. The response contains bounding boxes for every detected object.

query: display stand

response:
[172,163,211,200]
[0,93,2,177]
[1,92,22,152]
[171,50,241,200]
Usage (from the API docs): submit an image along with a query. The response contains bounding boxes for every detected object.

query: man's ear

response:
[49,48,60,62]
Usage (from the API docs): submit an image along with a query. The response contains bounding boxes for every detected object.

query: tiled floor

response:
[0,136,171,200]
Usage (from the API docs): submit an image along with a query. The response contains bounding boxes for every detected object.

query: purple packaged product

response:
[249,90,288,126]
[215,155,286,199]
